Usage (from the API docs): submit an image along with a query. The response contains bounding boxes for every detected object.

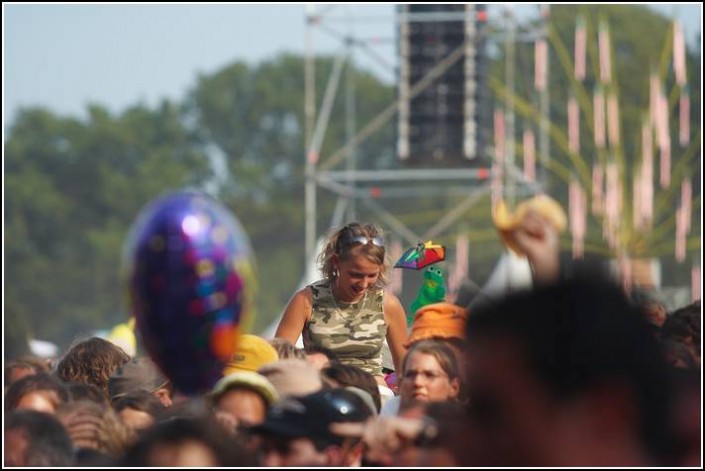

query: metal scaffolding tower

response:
[303,5,549,292]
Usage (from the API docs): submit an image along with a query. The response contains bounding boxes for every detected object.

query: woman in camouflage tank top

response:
[276,223,408,383]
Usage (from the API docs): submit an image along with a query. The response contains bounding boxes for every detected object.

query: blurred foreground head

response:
[463,276,674,467]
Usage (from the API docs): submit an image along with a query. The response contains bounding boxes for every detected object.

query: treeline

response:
[5,5,700,356]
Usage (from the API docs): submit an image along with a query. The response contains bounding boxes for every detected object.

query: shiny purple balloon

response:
[125,191,255,394]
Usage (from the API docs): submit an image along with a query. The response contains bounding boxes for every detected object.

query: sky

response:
[3,3,702,126]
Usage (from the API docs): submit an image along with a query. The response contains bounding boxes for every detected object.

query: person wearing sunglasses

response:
[275,222,408,385]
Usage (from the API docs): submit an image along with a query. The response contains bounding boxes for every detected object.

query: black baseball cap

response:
[251,389,372,447]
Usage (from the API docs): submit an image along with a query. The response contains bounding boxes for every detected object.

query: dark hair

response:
[304,345,340,363]
[466,277,675,463]
[659,339,698,369]
[321,363,382,412]
[121,417,252,466]
[662,300,701,356]
[5,355,50,385]
[66,381,110,406]
[112,389,165,418]
[4,373,69,412]
[5,410,74,466]
[56,337,130,397]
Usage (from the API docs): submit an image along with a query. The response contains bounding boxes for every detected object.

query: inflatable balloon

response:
[124,191,256,394]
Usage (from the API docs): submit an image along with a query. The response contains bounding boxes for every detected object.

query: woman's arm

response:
[274,288,313,344]
[383,291,408,373]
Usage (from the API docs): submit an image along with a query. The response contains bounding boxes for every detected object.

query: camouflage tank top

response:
[303,279,386,376]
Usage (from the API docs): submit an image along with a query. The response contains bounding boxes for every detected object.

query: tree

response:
[5,102,209,348]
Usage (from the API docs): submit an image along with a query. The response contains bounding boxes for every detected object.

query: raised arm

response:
[383,291,408,373]
[511,210,561,285]
[275,288,313,344]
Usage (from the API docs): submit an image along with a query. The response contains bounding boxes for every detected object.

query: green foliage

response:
[5,103,208,349]
[5,7,699,349]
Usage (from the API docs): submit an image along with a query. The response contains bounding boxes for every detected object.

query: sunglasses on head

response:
[340,235,385,248]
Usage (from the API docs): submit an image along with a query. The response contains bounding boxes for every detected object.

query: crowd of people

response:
[4,209,701,467]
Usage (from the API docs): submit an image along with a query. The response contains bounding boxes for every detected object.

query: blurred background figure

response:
[55,337,130,400]
[55,399,131,465]
[268,337,306,360]
[108,356,174,408]
[209,371,279,431]
[5,410,75,467]
[112,390,165,435]
[257,359,323,399]
[462,276,676,466]
[251,389,374,466]
[223,334,279,376]
[5,373,69,415]
[121,417,253,467]
[321,363,382,413]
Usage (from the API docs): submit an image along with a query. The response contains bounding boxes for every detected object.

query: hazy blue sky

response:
[4,3,702,125]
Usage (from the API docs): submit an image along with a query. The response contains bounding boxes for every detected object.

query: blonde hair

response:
[317,222,389,287]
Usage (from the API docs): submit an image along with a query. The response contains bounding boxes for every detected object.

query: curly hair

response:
[55,337,130,398]
[317,222,389,287]
[56,399,133,457]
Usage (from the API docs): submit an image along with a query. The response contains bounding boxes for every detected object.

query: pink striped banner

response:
[569,180,586,258]
[682,179,692,233]
[594,87,605,148]
[692,266,700,301]
[535,38,547,91]
[568,95,580,153]
[680,87,690,147]
[650,73,660,129]
[493,109,505,207]
[607,91,620,147]
[523,129,536,182]
[641,121,654,224]
[676,205,686,262]
[574,16,586,81]
[592,163,604,215]
[673,21,687,86]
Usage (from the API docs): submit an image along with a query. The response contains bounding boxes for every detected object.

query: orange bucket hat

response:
[405,302,469,347]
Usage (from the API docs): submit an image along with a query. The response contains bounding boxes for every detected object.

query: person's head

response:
[399,340,461,409]
[252,389,374,466]
[258,359,323,398]
[56,399,132,458]
[113,390,165,434]
[121,417,252,467]
[630,287,668,327]
[463,277,675,466]
[303,345,339,370]
[659,338,698,369]
[5,410,74,467]
[322,363,382,413]
[66,381,110,406]
[109,356,173,407]
[209,372,279,428]
[223,334,279,376]
[268,337,306,360]
[318,222,388,301]
[5,373,69,415]
[5,356,49,388]
[55,337,131,398]
[662,300,701,360]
